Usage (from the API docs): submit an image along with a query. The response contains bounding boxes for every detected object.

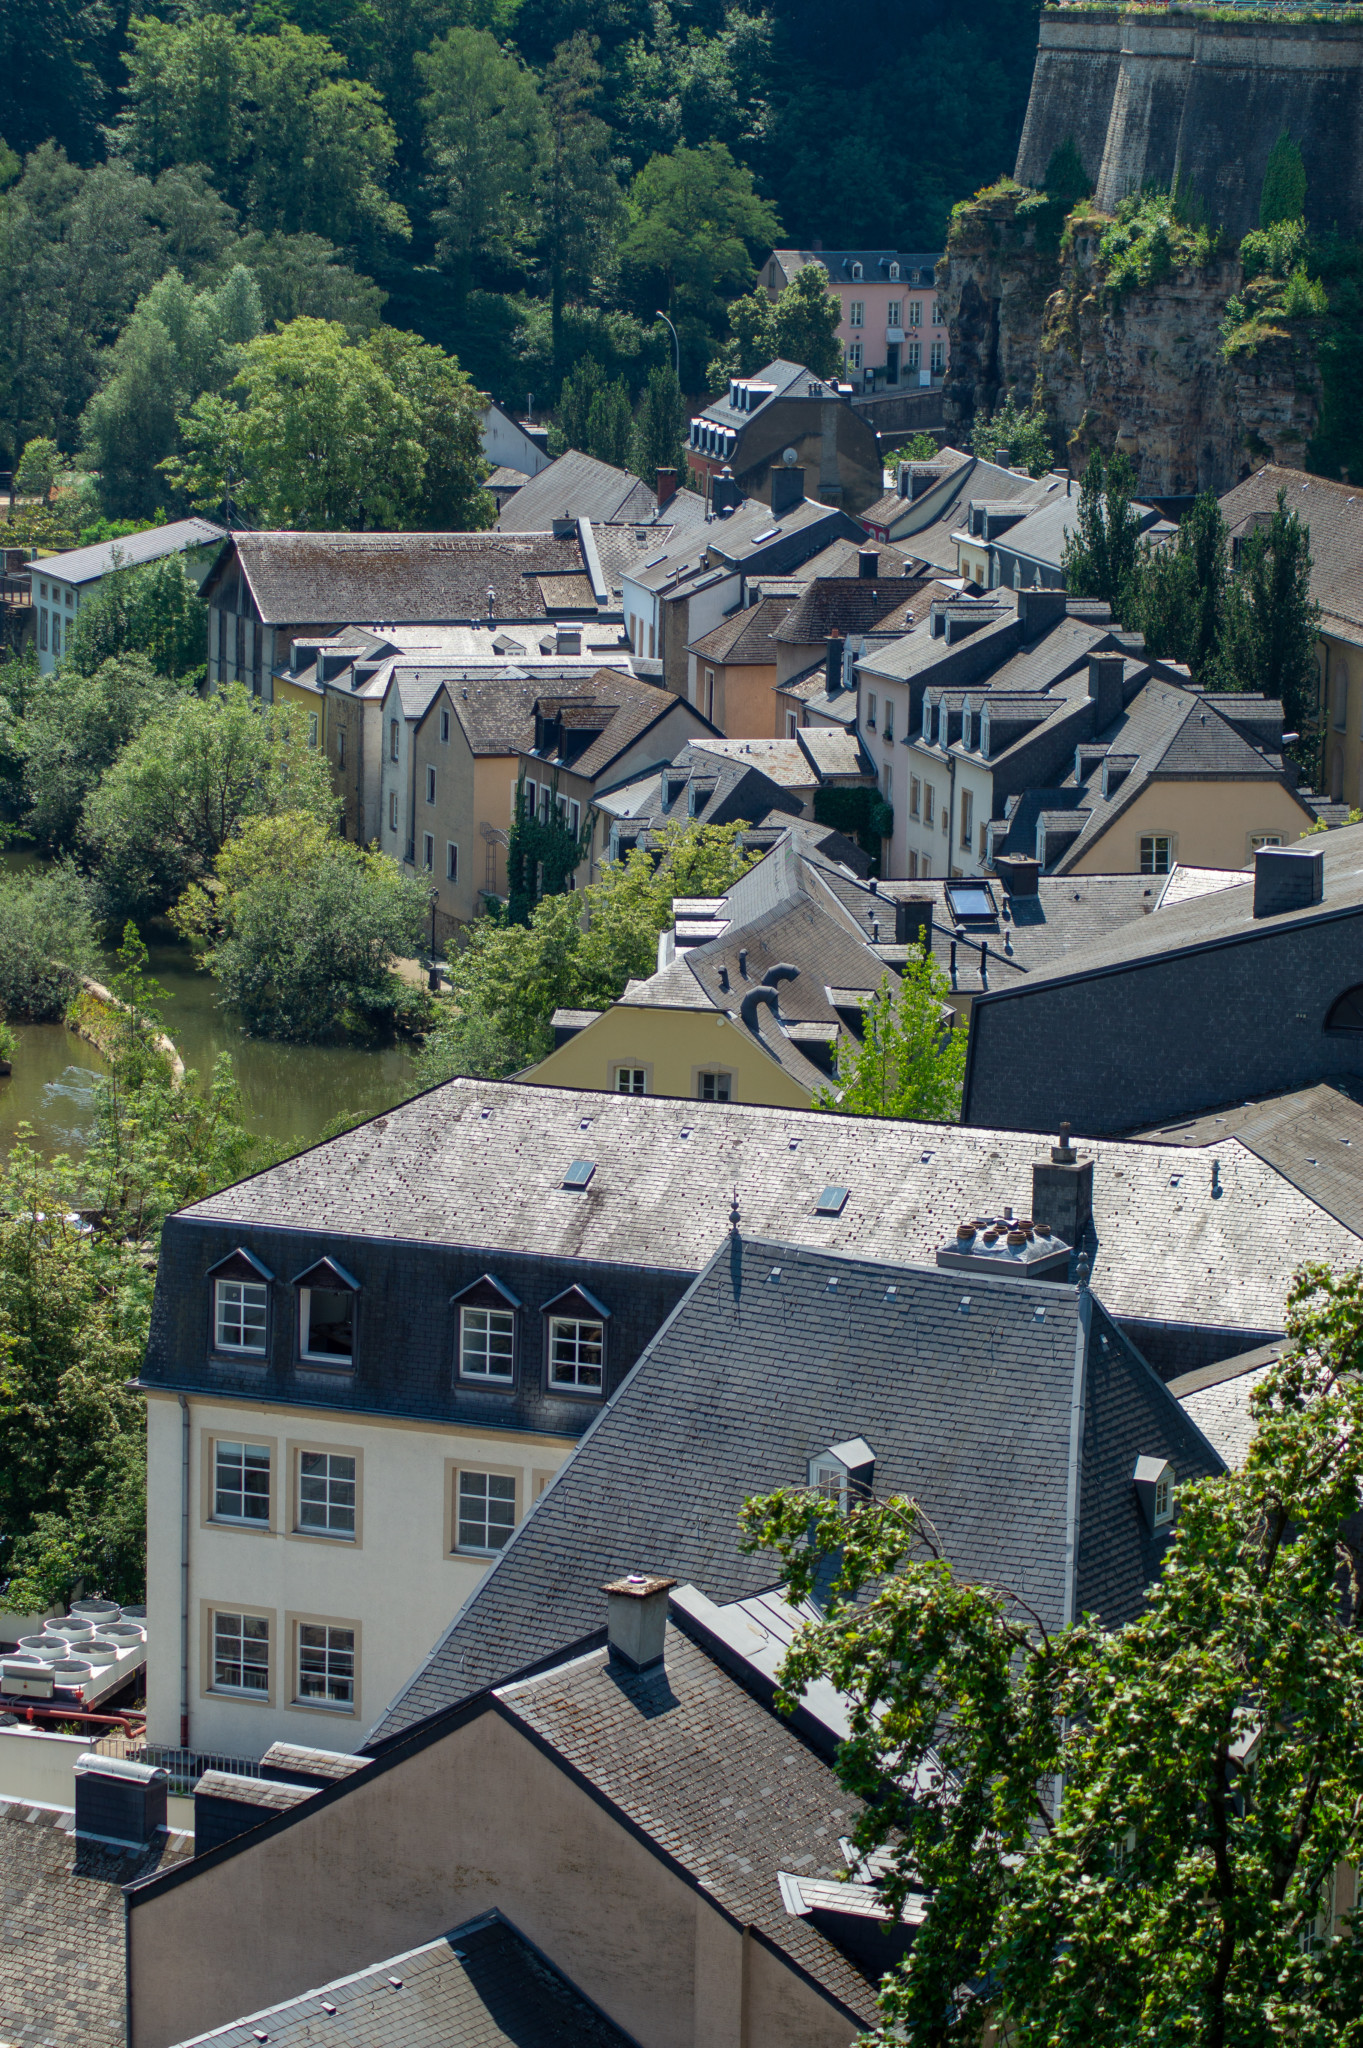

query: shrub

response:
[0,862,99,1021]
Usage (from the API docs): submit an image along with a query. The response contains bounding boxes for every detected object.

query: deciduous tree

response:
[623,139,779,380]
[419,28,544,304]
[813,945,966,1122]
[1220,487,1321,772]
[1061,444,1144,610]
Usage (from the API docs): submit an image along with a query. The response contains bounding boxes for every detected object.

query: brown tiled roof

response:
[233,531,589,627]
[687,595,793,663]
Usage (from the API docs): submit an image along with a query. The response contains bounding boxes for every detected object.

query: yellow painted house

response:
[525,833,902,1109]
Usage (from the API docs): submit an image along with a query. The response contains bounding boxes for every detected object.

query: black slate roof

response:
[1135,1081,1363,1236]
[368,1239,1222,1745]
[495,452,660,531]
[167,1914,636,2048]
[231,531,591,627]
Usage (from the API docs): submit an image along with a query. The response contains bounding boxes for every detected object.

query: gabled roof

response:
[39,517,224,587]
[523,668,713,783]
[706,495,861,569]
[795,533,922,580]
[697,358,823,430]
[687,594,794,664]
[368,1237,1222,1745]
[179,1077,1363,1358]
[1219,464,1363,646]
[166,1914,638,2048]
[228,530,592,627]
[996,492,1168,574]
[495,452,660,532]
[772,574,939,645]
[1134,1080,1363,1237]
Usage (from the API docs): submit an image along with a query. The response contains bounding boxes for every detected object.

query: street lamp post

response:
[655,310,680,381]
[428,888,440,993]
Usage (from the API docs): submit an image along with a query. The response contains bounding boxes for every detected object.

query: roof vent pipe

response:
[741,985,780,1032]
[825,635,845,694]
[738,947,748,978]
[762,962,799,987]
[603,1573,675,1671]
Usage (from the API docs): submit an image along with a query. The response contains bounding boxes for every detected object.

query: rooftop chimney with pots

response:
[935,1211,1071,1281]
[655,467,678,511]
[858,548,880,580]
[995,853,1040,897]
[1253,843,1323,919]
[825,634,845,693]
[1015,587,1068,641]
[604,1572,676,1671]
[712,468,743,517]
[895,896,932,947]
[1030,1123,1094,1247]
[1087,653,1125,732]
[770,460,805,520]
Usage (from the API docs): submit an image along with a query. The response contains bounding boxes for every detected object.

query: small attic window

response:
[851,261,863,280]
[808,1436,875,1508]
[889,261,900,280]
[563,1159,596,1190]
[816,1185,850,1216]
[1133,1455,1176,1529]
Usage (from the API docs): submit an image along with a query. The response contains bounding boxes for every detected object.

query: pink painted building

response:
[762,246,948,393]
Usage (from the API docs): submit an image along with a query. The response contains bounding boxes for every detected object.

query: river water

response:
[0,931,421,1160]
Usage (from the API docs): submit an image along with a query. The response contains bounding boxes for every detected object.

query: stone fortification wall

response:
[1017,8,1363,240]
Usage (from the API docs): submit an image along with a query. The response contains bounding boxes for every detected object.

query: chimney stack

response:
[711,468,743,517]
[655,467,678,511]
[995,853,1040,897]
[603,1573,675,1671]
[825,634,845,694]
[1087,652,1125,732]
[1015,587,1067,641]
[858,548,880,580]
[896,896,932,947]
[1253,843,1323,919]
[769,461,805,520]
[1030,1123,1094,1248]
[74,1753,168,1849]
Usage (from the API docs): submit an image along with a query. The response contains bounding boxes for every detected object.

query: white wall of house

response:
[32,571,78,673]
[481,405,551,479]
[144,1390,574,1758]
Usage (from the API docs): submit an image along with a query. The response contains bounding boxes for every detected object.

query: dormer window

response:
[889,261,900,280]
[294,1258,359,1367]
[807,1436,876,1509]
[542,1283,610,1395]
[922,697,933,739]
[452,1274,522,1385]
[851,261,863,281]
[208,1248,274,1357]
[1133,1455,1176,1529]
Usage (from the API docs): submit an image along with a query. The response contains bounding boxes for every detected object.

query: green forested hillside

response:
[0,0,1040,516]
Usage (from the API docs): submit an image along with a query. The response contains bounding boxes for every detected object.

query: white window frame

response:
[698,1070,732,1103]
[212,1609,270,1695]
[547,1315,605,1393]
[849,300,865,328]
[887,299,901,328]
[847,340,862,371]
[615,1066,647,1094]
[908,300,922,327]
[295,1621,355,1708]
[459,1304,515,1383]
[883,698,894,741]
[931,339,945,373]
[910,775,920,819]
[456,1468,517,1554]
[851,261,863,281]
[214,1277,267,1354]
[1140,834,1172,875]
[1153,1474,1174,1524]
[961,789,974,848]
[297,1449,357,1538]
[214,1440,271,1524]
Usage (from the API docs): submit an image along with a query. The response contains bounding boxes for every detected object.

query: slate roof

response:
[39,518,224,588]
[687,594,793,664]
[705,496,861,570]
[496,1628,876,2026]
[1173,1344,1284,1470]
[167,1914,636,2048]
[794,534,921,581]
[0,1796,191,2048]
[771,575,939,645]
[1220,465,1363,647]
[369,1239,1222,1744]
[1134,1081,1363,1236]
[688,736,823,789]
[590,517,702,602]
[769,247,942,286]
[230,531,591,626]
[996,493,1168,575]
[895,462,1063,570]
[180,1077,1363,1363]
[695,358,823,431]
[523,669,695,782]
[495,453,660,532]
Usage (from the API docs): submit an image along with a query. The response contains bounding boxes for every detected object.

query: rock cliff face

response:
[941,185,1320,497]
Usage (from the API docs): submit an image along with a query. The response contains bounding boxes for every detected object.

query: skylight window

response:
[816,1185,850,1216]
[945,880,996,923]
[562,1159,596,1190]
[750,526,780,544]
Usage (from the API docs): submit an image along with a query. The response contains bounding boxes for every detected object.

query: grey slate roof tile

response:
[368,1240,1221,1746]
[167,1914,636,2047]
[1134,1081,1363,1236]
[232,532,590,627]
[494,452,660,531]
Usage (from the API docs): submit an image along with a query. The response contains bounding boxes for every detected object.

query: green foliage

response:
[623,141,780,381]
[65,555,208,685]
[18,652,183,853]
[171,810,431,1041]
[1307,232,1363,484]
[811,785,893,871]
[1043,136,1093,211]
[969,396,1054,478]
[418,28,544,305]
[419,819,757,1081]
[540,34,623,365]
[1098,188,1217,300]
[813,948,966,1122]
[506,775,594,920]
[118,17,408,260]
[1061,446,1144,612]
[81,682,337,920]
[1223,219,1327,361]
[0,861,98,1020]
[14,437,59,498]
[78,267,263,519]
[1220,488,1321,776]
[1241,216,1312,283]
[1124,491,1229,682]
[165,317,490,532]
[740,1257,1363,2044]
[1260,129,1307,230]
[630,363,688,486]
[553,357,634,466]
[884,432,942,468]
[707,287,777,387]
[771,264,843,381]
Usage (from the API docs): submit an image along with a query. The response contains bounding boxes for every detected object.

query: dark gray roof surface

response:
[894,463,1062,570]
[687,594,793,664]
[0,1797,190,2048]
[698,358,817,428]
[370,1239,1221,1745]
[528,670,691,782]
[1134,1081,1363,1236]
[796,534,921,580]
[771,576,933,645]
[1219,465,1363,644]
[232,531,589,626]
[179,1078,1363,1346]
[41,518,225,588]
[495,453,658,531]
[498,1630,876,2025]
[168,1914,635,2048]
[448,677,544,756]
